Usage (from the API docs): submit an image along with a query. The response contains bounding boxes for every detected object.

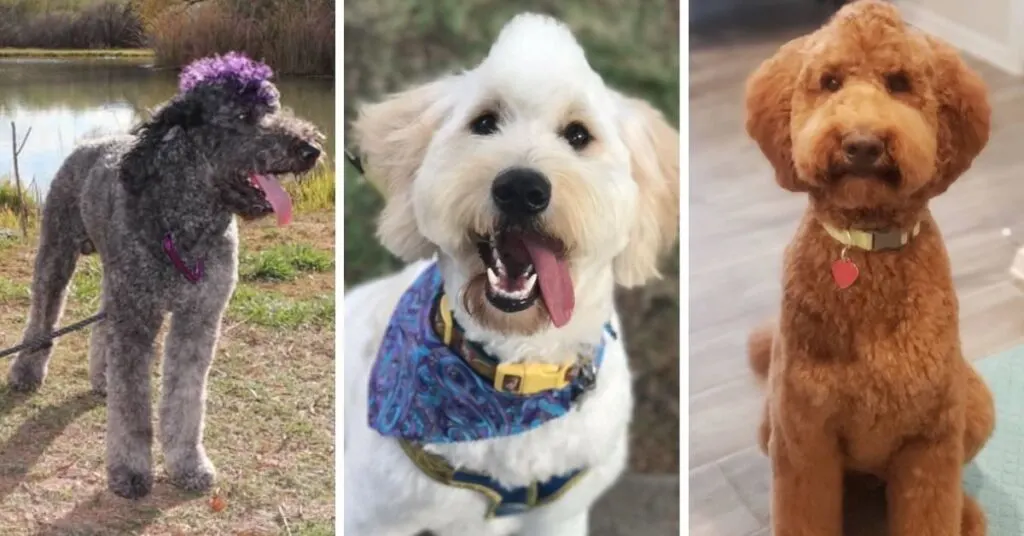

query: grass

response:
[0,180,40,234]
[229,287,334,329]
[344,0,680,474]
[286,167,336,214]
[0,206,334,533]
[0,181,38,213]
[0,211,23,233]
[241,244,334,283]
[0,47,153,58]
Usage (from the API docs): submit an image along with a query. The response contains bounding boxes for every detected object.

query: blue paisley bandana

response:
[368,263,608,444]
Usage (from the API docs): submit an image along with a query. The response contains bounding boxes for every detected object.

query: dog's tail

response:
[747,318,775,384]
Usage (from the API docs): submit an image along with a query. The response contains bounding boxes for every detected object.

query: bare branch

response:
[9,122,31,238]
[15,125,32,156]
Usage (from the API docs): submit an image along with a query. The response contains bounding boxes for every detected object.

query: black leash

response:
[0,311,106,359]
[345,149,364,175]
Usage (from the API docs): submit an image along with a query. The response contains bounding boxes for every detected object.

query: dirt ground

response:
[0,214,334,535]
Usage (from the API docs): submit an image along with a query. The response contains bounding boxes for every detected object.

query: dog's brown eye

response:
[821,74,842,92]
[469,112,500,136]
[886,72,911,93]
[562,121,592,151]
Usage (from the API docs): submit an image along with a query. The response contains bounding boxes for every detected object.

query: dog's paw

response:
[167,453,216,493]
[7,361,45,393]
[108,464,154,499]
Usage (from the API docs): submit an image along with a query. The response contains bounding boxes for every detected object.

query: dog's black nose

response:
[299,142,321,163]
[491,168,551,217]
[842,131,884,167]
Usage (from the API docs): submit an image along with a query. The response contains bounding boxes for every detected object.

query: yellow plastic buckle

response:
[438,295,455,345]
[494,362,574,394]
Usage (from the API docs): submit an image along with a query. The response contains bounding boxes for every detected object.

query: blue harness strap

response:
[400,439,588,518]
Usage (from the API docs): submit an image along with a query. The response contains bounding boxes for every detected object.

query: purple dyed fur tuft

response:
[178,52,277,106]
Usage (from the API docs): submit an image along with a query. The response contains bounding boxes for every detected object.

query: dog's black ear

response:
[119,96,204,196]
[155,96,205,131]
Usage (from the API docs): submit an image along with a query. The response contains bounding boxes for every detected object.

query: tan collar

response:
[821,221,922,251]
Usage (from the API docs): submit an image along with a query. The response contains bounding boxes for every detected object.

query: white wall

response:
[896,0,1024,75]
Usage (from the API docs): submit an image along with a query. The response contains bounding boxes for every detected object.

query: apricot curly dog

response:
[744,2,995,535]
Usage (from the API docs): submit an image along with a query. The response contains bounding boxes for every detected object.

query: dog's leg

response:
[963,362,994,463]
[886,434,964,536]
[88,322,109,396]
[8,195,83,392]
[771,428,843,535]
[962,492,986,536]
[757,402,771,455]
[158,309,222,493]
[88,279,109,396]
[104,299,162,499]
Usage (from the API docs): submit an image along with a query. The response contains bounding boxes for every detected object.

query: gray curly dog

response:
[7,53,324,499]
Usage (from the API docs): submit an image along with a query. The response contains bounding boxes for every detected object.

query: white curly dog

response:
[344,13,679,536]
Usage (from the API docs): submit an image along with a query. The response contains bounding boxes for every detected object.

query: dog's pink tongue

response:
[251,173,293,226]
[522,235,574,328]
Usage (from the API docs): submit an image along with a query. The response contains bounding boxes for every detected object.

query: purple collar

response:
[367,263,611,444]
[162,232,204,283]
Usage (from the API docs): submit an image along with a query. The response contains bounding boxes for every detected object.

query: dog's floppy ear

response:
[120,96,204,196]
[352,79,453,261]
[924,35,991,197]
[613,97,679,288]
[744,35,810,193]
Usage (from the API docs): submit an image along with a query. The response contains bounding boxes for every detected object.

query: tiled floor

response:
[689,6,1024,535]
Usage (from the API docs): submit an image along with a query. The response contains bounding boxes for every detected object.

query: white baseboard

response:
[897,1,1023,76]
[1009,247,1024,293]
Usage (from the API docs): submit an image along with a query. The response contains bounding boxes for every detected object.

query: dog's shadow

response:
[0,388,190,535]
[0,388,102,502]
[841,474,889,535]
[33,486,192,536]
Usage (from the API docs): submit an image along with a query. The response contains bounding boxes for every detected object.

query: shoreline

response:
[0,48,154,59]
[0,47,335,78]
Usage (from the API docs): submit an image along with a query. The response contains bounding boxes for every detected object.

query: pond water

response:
[0,58,335,195]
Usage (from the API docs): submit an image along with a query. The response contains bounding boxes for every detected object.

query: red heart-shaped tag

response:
[831,259,859,289]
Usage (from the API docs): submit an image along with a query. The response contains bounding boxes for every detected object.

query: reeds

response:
[0,0,144,49]
[147,0,334,75]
